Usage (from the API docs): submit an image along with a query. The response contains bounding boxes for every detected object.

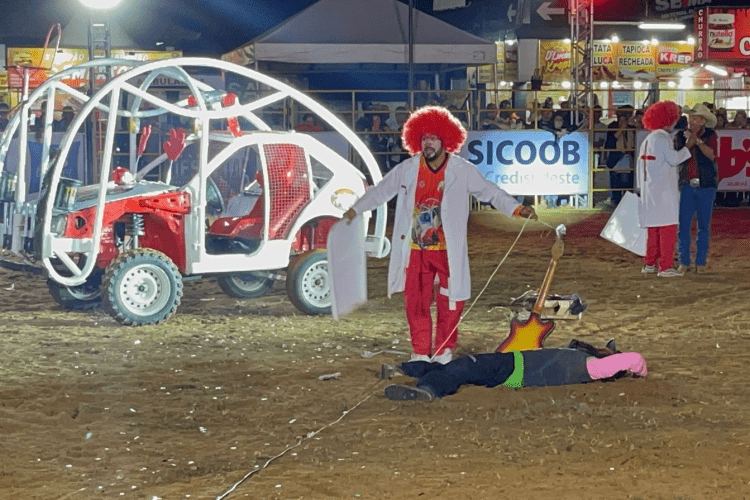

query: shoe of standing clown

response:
[408,353,432,363]
[641,264,657,274]
[677,264,689,273]
[384,384,435,402]
[432,348,453,365]
[658,267,684,278]
[695,264,707,273]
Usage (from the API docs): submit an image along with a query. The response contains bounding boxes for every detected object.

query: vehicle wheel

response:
[102,248,183,326]
[286,249,331,315]
[216,272,274,299]
[47,269,104,311]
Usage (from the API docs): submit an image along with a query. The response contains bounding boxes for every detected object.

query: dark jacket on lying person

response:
[385,344,647,401]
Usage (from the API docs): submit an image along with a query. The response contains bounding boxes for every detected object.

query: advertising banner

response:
[7,48,89,89]
[538,40,571,81]
[458,130,589,196]
[695,7,750,61]
[636,129,750,191]
[715,130,750,191]
[592,41,618,81]
[538,40,669,82]
[616,42,656,82]
[656,42,695,78]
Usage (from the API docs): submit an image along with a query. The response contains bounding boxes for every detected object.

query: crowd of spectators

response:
[2,89,747,209]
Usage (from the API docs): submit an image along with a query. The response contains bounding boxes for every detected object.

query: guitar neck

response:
[532,259,558,315]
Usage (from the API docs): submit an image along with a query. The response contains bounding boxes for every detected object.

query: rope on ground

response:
[215,382,381,500]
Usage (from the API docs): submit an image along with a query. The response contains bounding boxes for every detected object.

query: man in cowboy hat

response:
[636,101,692,277]
[343,106,536,364]
[674,103,718,273]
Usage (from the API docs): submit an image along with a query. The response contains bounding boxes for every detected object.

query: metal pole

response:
[408,0,414,110]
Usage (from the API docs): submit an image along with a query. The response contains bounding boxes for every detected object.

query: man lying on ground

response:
[383,339,647,401]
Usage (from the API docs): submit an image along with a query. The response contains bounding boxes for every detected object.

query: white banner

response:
[636,129,750,192]
[457,130,590,196]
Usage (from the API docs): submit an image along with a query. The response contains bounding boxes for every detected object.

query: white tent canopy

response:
[222,0,495,66]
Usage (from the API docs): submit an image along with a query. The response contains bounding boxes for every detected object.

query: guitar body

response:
[497,312,556,353]
[497,228,565,353]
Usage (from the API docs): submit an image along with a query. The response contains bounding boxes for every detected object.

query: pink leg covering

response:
[586,352,648,380]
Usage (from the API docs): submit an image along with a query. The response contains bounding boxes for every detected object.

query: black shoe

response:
[605,338,620,354]
[568,338,612,358]
[384,384,434,402]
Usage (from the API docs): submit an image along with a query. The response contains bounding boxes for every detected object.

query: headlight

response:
[51,214,68,235]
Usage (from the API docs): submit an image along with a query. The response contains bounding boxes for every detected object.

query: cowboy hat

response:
[682,103,717,128]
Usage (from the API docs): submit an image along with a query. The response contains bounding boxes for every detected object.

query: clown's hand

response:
[343,208,357,224]
[517,205,538,220]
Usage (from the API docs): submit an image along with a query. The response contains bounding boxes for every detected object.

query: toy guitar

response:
[497,224,566,352]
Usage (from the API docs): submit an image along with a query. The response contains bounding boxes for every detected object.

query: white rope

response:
[429,216,535,361]
[216,389,377,500]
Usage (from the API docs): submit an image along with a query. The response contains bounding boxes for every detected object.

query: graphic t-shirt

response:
[411,155,448,250]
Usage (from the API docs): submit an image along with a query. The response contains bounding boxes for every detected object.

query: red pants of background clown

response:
[404,249,464,356]
[645,224,677,272]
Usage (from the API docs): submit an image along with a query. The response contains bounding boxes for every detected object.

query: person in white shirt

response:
[635,101,692,278]
[343,106,537,364]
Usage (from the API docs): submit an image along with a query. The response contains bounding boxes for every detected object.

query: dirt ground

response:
[1,207,749,500]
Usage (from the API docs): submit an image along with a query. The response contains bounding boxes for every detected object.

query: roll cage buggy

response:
[0,57,389,325]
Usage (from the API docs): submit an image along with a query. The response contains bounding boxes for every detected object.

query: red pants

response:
[645,224,677,272]
[404,249,464,356]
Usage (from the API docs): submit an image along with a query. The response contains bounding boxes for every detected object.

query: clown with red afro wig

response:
[642,101,681,131]
[401,106,467,155]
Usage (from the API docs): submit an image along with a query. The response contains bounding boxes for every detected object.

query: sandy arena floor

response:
[1,207,749,499]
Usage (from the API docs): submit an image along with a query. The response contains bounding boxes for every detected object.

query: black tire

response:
[102,249,183,326]
[47,269,103,311]
[216,272,274,299]
[286,249,331,315]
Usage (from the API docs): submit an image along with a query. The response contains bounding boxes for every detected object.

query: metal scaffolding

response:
[570,0,594,125]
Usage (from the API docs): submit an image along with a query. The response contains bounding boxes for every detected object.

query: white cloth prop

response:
[327,216,367,320]
[600,191,647,256]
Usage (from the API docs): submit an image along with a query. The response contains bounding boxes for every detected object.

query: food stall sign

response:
[695,7,750,61]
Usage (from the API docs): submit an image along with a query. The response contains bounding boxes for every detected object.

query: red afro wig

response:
[402,106,467,155]
[642,101,681,131]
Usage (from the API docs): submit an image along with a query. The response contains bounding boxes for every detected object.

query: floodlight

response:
[79,0,122,9]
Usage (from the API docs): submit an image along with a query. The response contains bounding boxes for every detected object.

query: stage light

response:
[638,22,685,30]
[704,64,728,76]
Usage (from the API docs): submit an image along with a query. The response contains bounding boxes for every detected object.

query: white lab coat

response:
[635,129,691,228]
[350,154,520,303]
